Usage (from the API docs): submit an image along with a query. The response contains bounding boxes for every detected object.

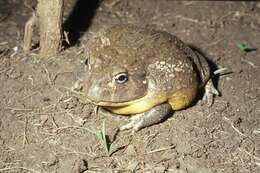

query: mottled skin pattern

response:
[82,25,217,131]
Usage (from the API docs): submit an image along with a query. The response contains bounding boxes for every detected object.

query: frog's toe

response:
[202,80,219,106]
[120,103,172,133]
[119,114,144,132]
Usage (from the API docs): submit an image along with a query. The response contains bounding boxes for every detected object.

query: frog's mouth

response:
[87,95,148,107]
[83,83,150,108]
[82,77,164,114]
[86,92,168,115]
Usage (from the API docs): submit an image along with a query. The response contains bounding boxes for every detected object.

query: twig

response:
[175,15,207,25]
[21,91,39,100]
[203,38,224,48]
[146,145,175,154]
[24,0,36,11]
[0,41,8,46]
[238,147,260,162]
[145,131,159,147]
[222,117,247,137]
[23,116,29,146]
[42,64,53,85]
[241,58,258,68]
[0,167,39,173]
[63,31,70,45]
[61,146,96,157]
[65,110,86,126]
[218,11,234,21]
[0,14,9,23]
[23,12,37,52]
[253,129,260,135]
[28,75,34,86]
[55,126,96,135]
[94,105,99,117]
[5,107,33,111]
[52,71,74,84]
[51,115,59,128]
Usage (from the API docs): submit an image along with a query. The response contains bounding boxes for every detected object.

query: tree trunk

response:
[37,0,63,57]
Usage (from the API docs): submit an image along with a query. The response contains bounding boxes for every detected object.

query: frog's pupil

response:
[118,75,126,81]
[115,73,128,84]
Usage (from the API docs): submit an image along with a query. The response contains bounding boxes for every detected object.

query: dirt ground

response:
[0,0,260,173]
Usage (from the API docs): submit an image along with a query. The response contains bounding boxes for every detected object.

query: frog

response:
[80,24,219,132]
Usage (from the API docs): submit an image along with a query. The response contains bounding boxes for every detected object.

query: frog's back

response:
[86,25,210,111]
[108,25,199,101]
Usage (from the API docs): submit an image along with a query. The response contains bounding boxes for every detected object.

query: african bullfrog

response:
[80,25,219,132]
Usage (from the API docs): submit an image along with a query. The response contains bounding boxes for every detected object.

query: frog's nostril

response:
[84,57,91,70]
[84,58,88,65]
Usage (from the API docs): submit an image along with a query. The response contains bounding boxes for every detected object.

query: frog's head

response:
[82,44,148,107]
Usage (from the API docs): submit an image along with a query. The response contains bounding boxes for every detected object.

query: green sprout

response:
[235,42,255,54]
[95,121,114,156]
[175,169,184,173]
[213,67,231,76]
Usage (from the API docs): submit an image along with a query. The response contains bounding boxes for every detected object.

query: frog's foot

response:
[120,103,172,133]
[202,79,220,106]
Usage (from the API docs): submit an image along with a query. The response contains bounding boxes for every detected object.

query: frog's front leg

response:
[120,103,172,132]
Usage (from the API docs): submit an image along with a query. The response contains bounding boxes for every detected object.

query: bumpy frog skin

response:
[82,25,218,132]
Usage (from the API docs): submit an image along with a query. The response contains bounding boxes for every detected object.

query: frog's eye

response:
[84,57,91,70]
[114,72,128,84]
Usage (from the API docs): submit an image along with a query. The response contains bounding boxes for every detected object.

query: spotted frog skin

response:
[81,25,218,132]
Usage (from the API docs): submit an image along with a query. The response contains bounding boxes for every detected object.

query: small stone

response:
[160,61,166,65]
[72,158,88,173]
[46,154,59,167]
[58,157,88,173]
[257,2,260,9]
[127,161,140,172]
[42,97,51,102]
[125,144,136,156]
